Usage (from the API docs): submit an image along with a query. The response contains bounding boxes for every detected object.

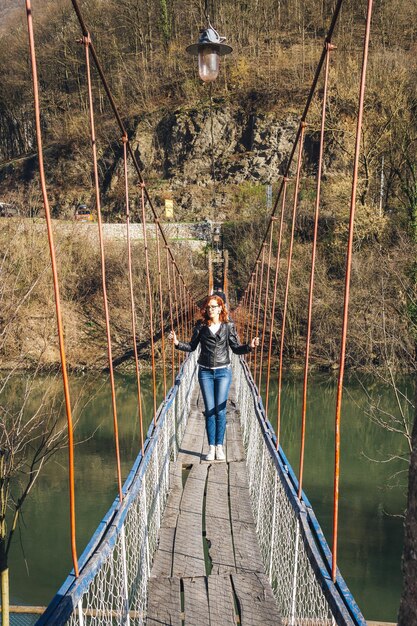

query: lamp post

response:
[212,225,221,251]
[186,22,232,82]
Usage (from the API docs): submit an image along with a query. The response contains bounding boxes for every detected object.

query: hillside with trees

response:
[1,0,417,374]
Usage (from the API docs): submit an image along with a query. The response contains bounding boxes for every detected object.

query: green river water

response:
[4,369,410,621]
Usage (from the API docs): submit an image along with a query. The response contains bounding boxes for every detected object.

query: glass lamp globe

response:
[198,45,220,82]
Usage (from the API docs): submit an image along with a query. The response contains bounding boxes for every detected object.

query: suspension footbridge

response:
[1,0,394,623]
[37,351,365,625]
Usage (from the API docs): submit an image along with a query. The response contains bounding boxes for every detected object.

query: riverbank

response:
[0,219,205,371]
[1,217,416,377]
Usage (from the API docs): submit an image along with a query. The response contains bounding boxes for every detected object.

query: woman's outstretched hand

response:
[251,336,260,348]
[168,330,179,346]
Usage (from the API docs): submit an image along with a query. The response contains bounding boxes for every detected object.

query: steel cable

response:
[253,243,267,379]
[298,44,335,500]
[265,180,288,415]
[155,220,167,398]
[25,0,79,577]
[258,220,275,395]
[165,246,176,387]
[122,136,145,455]
[83,34,123,502]
[332,0,374,582]
[276,124,306,450]
[139,186,158,425]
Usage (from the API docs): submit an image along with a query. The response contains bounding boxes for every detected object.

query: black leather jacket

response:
[175,321,251,368]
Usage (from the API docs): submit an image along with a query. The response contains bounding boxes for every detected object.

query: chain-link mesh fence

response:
[233,354,366,626]
[37,352,198,626]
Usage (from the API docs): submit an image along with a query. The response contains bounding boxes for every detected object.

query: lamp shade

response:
[186,26,232,82]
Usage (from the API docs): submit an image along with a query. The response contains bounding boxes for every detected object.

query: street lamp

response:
[186,23,232,83]
[212,226,221,251]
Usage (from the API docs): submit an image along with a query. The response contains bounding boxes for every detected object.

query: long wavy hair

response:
[200,295,229,326]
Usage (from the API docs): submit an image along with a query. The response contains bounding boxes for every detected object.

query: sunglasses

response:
[206,305,220,309]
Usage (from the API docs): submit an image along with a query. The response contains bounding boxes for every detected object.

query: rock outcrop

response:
[110,103,299,219]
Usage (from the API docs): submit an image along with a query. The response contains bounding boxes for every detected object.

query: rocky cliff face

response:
[0,101,301,221]
[110,103,299,220]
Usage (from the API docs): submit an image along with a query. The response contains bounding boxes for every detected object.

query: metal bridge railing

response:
[37,349,366,626]
[233,353,366,626]
[36,352,198,626]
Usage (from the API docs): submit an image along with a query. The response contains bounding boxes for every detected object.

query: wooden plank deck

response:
[147,383,282,625]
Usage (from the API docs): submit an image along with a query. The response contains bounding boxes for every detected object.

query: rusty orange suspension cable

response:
[172,264,181,369]
[243,290,249,338]
[83,34,123,502]
[245,281,253,344]
[70,0,195,311]
[249,263,260,369]
[139,185,158,424]
[265,180,288,415]
[332,0,373,582]
[185,286,190,337]
[177,278,184,364]
[187,290,193,335]
[247,277,255,344]
[276,125,306,450]
[179,278,185,342]
[258,219,275,395]
[25,0,79,578]
[122,136,144,455]
[155,219,167,398]
[180,280,187,363]
[298,44,334,501]
[253,243,267,380]
[223,250,229,302]
[239,0,344,286]
[237,293,245,338]
[208,249,214,294]
[184,285,189,338]
[243,291,248,337]
[165,246,175,387]
[183,283,189,339]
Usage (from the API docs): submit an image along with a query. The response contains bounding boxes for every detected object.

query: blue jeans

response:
[198,366,232,446]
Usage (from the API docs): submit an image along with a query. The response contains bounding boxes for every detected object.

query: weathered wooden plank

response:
[183,577,209,626]
[173,464,208,577]
[226,421,245,462]
[207,574,237,626]
[201,426,210,461]
[162,462,183,529]
[190,386,200,409]
[180,463,208,514]
[232,572,282,626]
[147,576,181,626]
[231,520,265,574]
[229,462,265,573]
[178,412,206,463]
[205,463,235,574]
[149,383,284,626]
[150,527,175,578]
[229,462,257,524]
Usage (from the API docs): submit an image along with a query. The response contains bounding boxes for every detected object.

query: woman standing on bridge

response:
[169,295,259,461]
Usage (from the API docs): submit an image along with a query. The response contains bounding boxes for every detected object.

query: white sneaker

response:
[215,445,226,461]
[205,445,215,461]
